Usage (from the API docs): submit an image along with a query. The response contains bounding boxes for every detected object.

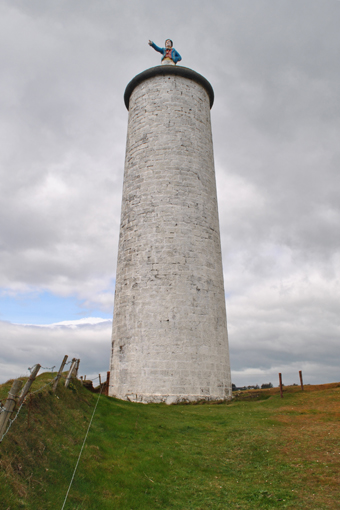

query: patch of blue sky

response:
[0,290,113,325]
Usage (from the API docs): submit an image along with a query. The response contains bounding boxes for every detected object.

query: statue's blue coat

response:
[150,42,182,64]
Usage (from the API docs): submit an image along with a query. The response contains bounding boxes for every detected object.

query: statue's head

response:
[165,39,173,48]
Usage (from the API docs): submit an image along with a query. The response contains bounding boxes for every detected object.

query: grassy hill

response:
[0,374,339,509]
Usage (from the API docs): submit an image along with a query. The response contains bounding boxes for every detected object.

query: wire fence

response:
[30,378,56,395]
[0,376,57,443]
[61,383,104,510]
[0,356,109,445]
[1,356,108,510]
[28,364,56,373]
[0,395,27,443]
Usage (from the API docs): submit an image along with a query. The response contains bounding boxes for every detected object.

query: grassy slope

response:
[0,375,340,509]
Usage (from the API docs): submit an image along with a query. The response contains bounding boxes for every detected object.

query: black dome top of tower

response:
[124,65,214,111]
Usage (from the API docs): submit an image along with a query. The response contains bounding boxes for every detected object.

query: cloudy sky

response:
[1,0,339,387]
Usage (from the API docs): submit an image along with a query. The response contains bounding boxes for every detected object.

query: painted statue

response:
[148,39,182,65]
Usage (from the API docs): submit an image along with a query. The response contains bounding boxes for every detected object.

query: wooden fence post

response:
[18,364,41,406]
[299,370,304,391]
[72,359,80,378]
[65,358,77,388]
[279,373,283,398]
[0,379,23,439]
[105,370,110,396]
[52,355,68,393]
[99,373,102,387]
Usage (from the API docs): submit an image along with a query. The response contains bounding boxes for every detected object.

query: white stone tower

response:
[109,65,232,404]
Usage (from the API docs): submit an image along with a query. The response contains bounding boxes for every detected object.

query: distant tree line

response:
[232,382,273,391]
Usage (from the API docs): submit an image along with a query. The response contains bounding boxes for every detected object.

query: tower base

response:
[109,391,232,405]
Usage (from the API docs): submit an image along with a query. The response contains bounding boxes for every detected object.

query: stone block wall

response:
[110,67,231,403]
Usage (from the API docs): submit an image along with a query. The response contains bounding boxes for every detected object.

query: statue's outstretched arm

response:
[148,40,163,54]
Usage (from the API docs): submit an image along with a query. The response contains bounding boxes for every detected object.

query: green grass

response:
[1,375,340,509]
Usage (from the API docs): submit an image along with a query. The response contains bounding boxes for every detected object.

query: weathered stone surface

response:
[110,66,232,403]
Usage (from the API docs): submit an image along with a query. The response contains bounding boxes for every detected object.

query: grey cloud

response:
[0,320,112,384]
[0,0,339,385]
